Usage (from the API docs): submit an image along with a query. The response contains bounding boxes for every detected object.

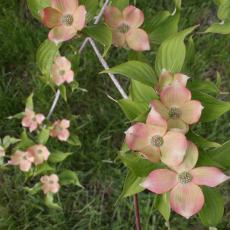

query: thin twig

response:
[134,194,142,230]
[47,89,60,120]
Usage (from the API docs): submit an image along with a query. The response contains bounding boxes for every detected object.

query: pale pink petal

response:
[160,85,191,108]
[141,169,177,194]
[112,29,126,47]
[123,5,144,28]
[50,174,59,182]
[170,183,204,219]
[63,70,74,83]
[104,6,123,28]
[126,28,150,51]
[29,122,38,132]
[150,100,169,119]
[157,71,174,92]
[140,146,161,163]
[21,116,31,127]
[55,56,71,70]
[52,74,65,86]
[41,7,62,28]
[48,25,77,44]
[51,183,60,193]
[167,119,189,134]
[190,167,229,187]
[58,129,70,141]
[174,73,189,86]
[51,0,78,13]
[173,141,199,172]
[20,160,32,172]
[61,119,70,128]
[160,131,187,167]
[36,114,45,124]
[73,5,86,31]
[146,107,167,132]
[180,100,204,124]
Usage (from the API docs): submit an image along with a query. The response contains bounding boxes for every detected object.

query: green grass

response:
[0,0,230,229]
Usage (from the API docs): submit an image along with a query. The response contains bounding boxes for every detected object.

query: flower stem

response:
[134,194,142,230]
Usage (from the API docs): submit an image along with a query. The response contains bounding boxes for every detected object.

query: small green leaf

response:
[81,0,98,22]
[33,163,55,177]
[187,131,221,150]
[130,80,158,103]
[45,193,62,210]
[67,135,81,146]
[24,182,41,195]
[111,0,129,10]
[174,0,182,9]
[49,151,73,163]
[118,99,149,121]
[59,85,67,102]
[2,136,20,149]
[7,112,24,120]
[199,187,224,227]
[84,24,112,56]
[155,26,198,75]
[101,61,157,87]
[192,91,230,122]
[27,0,50,20]
[15,130,34,150]
[155,193,171,221]
[59,170,83,188]
[36,39,60,76]
[205,22,230,34]
[217,0,230,21]
[26,93,34,110]
[37,128,50,145]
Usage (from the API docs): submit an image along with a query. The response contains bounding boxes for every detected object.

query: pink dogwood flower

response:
[0,146,5,158]
[27,145,50,165]
[141,141,229,219]
[151,85,203,134]
[125,107,187,166]
[52,56,74,86]
[40,174,60,194]
[156,70,189,93]
[22,109,45,132]
[50,119,70,141]
[41,0,87,44]
[104,5,150,51]
[9,150,34,172]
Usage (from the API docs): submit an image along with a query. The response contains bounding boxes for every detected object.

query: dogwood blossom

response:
[41,0,87,44]
[141,141,229,218]
[104,5,150,51]
[27,145,50,165]
[40,174,60,194]
[0,146,5,158]
[50,119,70,141]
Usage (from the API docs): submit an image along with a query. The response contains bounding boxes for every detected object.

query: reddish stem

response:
[134,194,142,230]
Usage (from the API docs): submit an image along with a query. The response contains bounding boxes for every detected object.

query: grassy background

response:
[0,0,230,229]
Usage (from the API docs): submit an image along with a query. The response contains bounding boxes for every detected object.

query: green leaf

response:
[205,22,230,34]
[192,91,230,122]
[81,0,98,22]
[130,80,158,103]
[183,36,195,71]
[67,135,81,146]
[27,0,50,20]
[15,130,34,150]
[59,170,83,188]
[199,187,224,227]
[7,112,24,120]
[101,61,157,87]
[217,0,230,21]
[187,131,221,150]
[174,0,182,9]
[49,151,73,163]
[111,0,129,10]
[26,93,34,110]
[149,12,180,44]
[36,128,50,145]
[2,136,20,149]
[118,99,149,121]
[59,85,67,102]
[155,26,198,75]
[188,80,219,96]
[155,193,171,221]
[84,24,112,56]
[24,182,41,195]
[117,171,144,202]
[33,163,54,177]
[45,193,62,210]
[207,140,230,169]
[36,39,60,76]
[119,151,163,177]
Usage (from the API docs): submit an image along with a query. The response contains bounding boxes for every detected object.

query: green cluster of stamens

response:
[168,107,182,119]
[151,135,164,147]
[62,14,74,26]
[178,171,193,184]
[118,23,130,34]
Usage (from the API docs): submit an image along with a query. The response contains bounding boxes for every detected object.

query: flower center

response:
[59,70,65,76]
[151,135,164,147]
[178,172,193,184]
[168,107,182,119]
[118,23,130,34]
[56,126,63,132]
[62,14,74,26]
[32,117,37,122]
[37,149,43,154]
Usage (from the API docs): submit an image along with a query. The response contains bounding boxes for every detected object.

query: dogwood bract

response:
[27,145,50,165]
[21,109,45,132]
[0,146,5,157]
[40,174,60,194]
[52,56,74,86]
[41,0,87,44]
[125,107,187,166]
[50,119,70,141]
[141,141,229,218]
[104,5,150,51]
[151,85,203,134]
